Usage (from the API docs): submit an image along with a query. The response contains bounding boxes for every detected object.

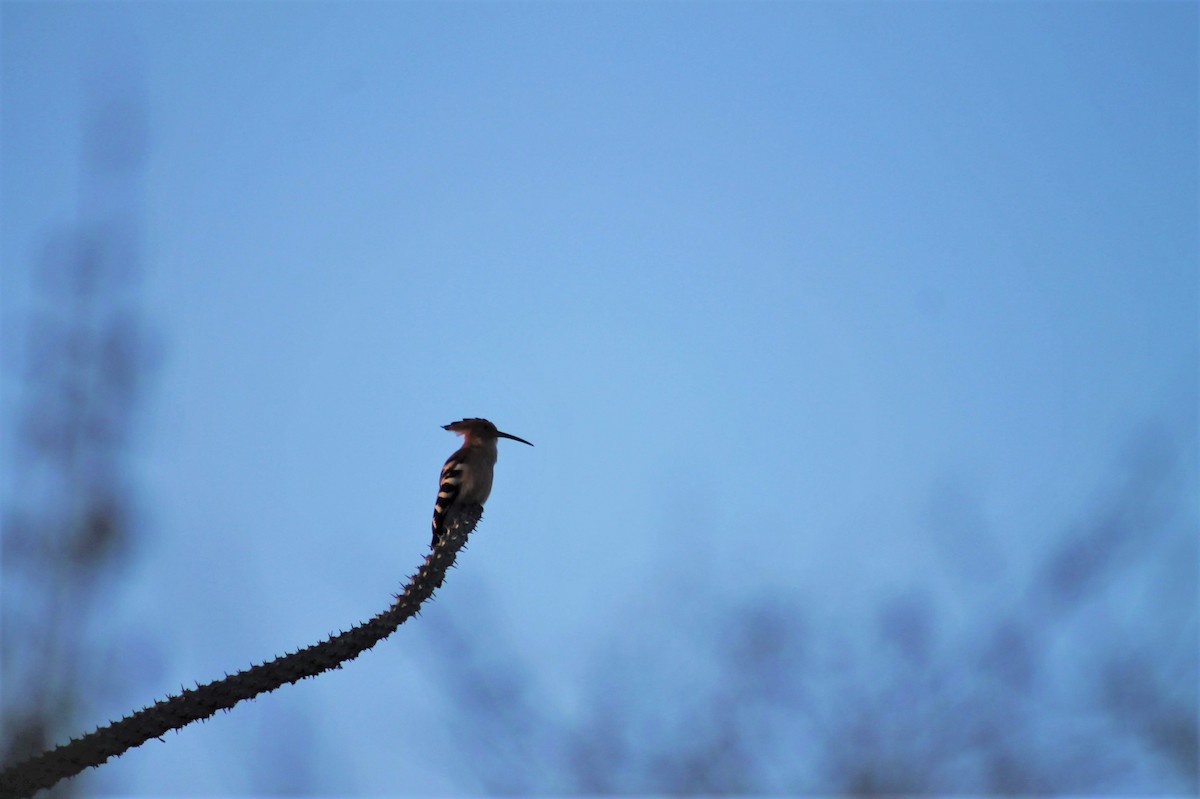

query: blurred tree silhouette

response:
[1,56,153,796]
[424,409,1198,794]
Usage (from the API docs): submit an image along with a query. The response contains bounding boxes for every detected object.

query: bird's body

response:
[431,418,532,548]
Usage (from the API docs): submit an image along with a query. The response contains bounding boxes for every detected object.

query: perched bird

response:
[431,418,533,548]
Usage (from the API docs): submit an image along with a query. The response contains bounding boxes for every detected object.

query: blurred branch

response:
[1032,423,1180,616]
[422,597,548,795]
[1,58,152,799]
[1103,652,1199,782]
[0,506,483,799]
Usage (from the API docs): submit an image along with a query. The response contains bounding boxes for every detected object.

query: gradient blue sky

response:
[3,2,1197,794]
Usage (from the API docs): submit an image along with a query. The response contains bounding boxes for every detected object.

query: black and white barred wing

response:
[431,454,465,547]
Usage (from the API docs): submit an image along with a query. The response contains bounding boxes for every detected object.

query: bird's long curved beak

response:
[497,430,534,446]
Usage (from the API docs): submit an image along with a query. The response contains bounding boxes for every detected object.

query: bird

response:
[431,418,533,548]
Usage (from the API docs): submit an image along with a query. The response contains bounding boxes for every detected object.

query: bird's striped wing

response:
[431,454,465,548]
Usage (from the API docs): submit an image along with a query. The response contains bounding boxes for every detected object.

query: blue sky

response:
[2,2,1197,794]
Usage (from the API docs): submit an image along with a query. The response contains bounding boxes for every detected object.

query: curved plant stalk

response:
[0,505,482,799]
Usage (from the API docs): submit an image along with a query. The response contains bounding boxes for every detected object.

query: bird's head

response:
[443,418,534,447]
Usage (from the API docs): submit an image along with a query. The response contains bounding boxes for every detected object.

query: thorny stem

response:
[0,506,482,799]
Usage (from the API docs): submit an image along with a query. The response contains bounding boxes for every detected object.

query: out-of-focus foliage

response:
[1,62,153,796]
[425,414,1198,794]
